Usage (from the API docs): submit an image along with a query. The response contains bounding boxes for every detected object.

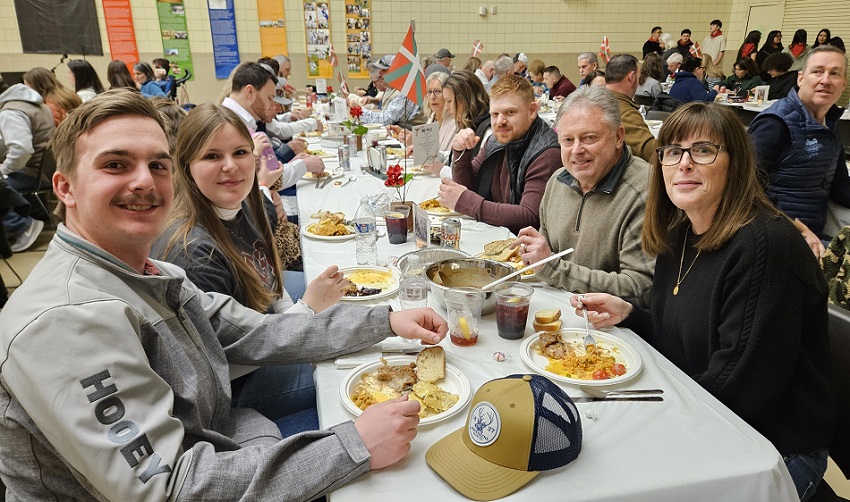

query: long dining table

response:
[292,135,798,502]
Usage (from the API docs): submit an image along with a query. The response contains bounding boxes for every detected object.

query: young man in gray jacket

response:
[514,86,655,307]
[0,90,447,501]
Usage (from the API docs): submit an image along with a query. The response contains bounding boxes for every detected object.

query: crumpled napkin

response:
[334,338,425,369]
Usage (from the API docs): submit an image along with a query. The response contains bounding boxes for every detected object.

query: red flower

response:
[384,164,405,187]
[349,106,363,119]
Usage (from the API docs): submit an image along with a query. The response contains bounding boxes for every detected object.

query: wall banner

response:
[103,0,139,65]
[344,0,371,78]
[156,0,194,80]
[302,1,333,78]
[208,0,240,79]
[257,0,288,58]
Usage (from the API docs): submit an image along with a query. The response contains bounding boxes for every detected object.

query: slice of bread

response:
[535,308,562,324]
[416,346,446,383]
[482,239,519,262]
[533,319,562,332]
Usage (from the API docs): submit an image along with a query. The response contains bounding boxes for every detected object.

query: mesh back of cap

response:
[506,374,582,471]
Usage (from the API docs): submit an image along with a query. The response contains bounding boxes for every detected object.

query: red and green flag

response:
[384,21,425,106]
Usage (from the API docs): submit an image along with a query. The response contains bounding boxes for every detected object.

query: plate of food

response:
[299,131,323,138]
[340,348,471,425]
[386,147,406,157]
[302,170,344,181]
[644,119,663,128]
[419,198,460,217]
[340,266,400,301]
[477,239,536,280]
[306,148,337,159]
[302,211,355,241]
[520,329,643,386]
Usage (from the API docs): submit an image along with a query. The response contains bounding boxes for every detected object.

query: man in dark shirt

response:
[642,27,664,58]
[749,46,850,256]
[543,66,577,101]
[676,29,694,57]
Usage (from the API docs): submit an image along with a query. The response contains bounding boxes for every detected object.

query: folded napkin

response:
[334,338,425,369]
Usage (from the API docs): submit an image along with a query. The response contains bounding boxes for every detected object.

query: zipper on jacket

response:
[574,192,591,232]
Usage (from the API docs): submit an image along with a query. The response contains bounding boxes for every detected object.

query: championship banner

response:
[303,1,333,78]
[344,0,372,78]
[208,0,240,79]
[156,0,194,80]
[103,0,139,65]
[257,0,288,57]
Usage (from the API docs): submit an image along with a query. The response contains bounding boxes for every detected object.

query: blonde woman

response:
[702,54,726,89]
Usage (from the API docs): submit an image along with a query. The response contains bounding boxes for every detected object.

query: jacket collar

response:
[557,146,632,194]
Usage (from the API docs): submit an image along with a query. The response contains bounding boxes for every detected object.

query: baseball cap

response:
[435,48,456,59]
[514,52,529,64]
[426,374,582,501]
[370,54,395,70]
[258,63,280,85]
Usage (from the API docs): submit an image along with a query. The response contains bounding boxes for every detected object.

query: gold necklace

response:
[673,225,701,296]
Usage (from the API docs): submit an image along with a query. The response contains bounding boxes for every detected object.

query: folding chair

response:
[16,147,57,229]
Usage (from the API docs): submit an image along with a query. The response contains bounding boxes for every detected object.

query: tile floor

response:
[1,228,849,497]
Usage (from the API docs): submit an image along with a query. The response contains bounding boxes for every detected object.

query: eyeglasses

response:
[426,89,443,96]
[656,143,727,166]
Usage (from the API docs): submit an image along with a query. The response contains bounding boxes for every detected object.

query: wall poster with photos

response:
[345,0,371,78]
[303,1,333,78]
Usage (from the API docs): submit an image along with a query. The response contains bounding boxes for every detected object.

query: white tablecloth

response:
[294,140,798,502]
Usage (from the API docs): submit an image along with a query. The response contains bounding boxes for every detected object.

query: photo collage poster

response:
[257,0,288,58]
[303,1,332,78]
[156,0,195,80]
[344,0,371,78]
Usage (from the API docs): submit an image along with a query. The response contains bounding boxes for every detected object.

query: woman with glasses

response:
[572,102,833,502]
[669,57,718,103]
[713,57,762,96]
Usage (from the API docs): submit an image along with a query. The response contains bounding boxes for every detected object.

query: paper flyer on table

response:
[412,122,439,167]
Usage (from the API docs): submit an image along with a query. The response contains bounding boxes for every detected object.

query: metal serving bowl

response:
[425,258,520,314]
[396,247,470,273]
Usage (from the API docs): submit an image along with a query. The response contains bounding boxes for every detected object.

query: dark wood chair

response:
[16,146,57,229]
[811,304,850,501]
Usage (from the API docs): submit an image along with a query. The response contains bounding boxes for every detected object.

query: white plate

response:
[302,170,344,181]
[339,266,400,301]
[339,355,472,425]
[520,329,643,386]
[419,200,460,217]
[363,123,384,130]
[644,119,663,127]
[306,149,338,159]
[301,223,356,241]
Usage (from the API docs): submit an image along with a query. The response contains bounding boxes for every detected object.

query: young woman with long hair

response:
[66,59,104,102]
[23,67,81,126]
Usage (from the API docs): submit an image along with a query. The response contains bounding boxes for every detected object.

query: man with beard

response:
[222,62,324,187]
[439,75,561,234]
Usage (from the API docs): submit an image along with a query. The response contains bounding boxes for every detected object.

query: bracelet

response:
[297,299,315,315]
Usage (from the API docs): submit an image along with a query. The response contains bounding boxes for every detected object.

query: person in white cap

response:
[513,52,529,77]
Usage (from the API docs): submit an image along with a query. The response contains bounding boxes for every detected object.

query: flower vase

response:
[356,134,364,152]
[390,201,414,232]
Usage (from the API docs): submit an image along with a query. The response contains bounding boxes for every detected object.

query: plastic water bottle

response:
[354,196,378,265]
[639,105,647,118]
[399,255,428,309]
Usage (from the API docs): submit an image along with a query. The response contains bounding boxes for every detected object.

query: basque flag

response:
[472,39,484,57]
[384,20,426,105]
[599,36,612,63]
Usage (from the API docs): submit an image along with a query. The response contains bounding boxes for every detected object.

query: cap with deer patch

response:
[426,374,582,500]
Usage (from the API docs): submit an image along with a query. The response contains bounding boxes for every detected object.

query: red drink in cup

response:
[494,283,534,340]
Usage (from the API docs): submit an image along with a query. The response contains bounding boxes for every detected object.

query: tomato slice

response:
[592,369,608,380]
[611,363,626,376]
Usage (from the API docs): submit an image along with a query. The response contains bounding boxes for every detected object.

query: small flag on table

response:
[384,20,426,105]
[329,43,339,67]
[472,39,484,58]
[599,36,612,63]
[689,42,702,59]
[337,71,349,95]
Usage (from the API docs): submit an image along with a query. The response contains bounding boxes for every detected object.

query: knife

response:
[319,174,335,189]
[313,173,323,189]
[571,396,664,403]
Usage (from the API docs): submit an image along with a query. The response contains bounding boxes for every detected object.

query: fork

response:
[578,386,664,398]
[581,306,596,349]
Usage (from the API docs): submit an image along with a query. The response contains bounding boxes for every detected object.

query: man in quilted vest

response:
[749,46,849,257]
[0,83,54,251]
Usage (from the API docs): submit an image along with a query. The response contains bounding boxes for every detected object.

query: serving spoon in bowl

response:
[480,248,574,291]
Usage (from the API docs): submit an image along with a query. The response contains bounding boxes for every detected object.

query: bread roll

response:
[535,308,562,324]
[416,346,446,383]
[533,319,562,332]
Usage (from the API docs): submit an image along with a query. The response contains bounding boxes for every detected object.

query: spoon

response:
[336,175,357,187]
[480,248,574,291]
